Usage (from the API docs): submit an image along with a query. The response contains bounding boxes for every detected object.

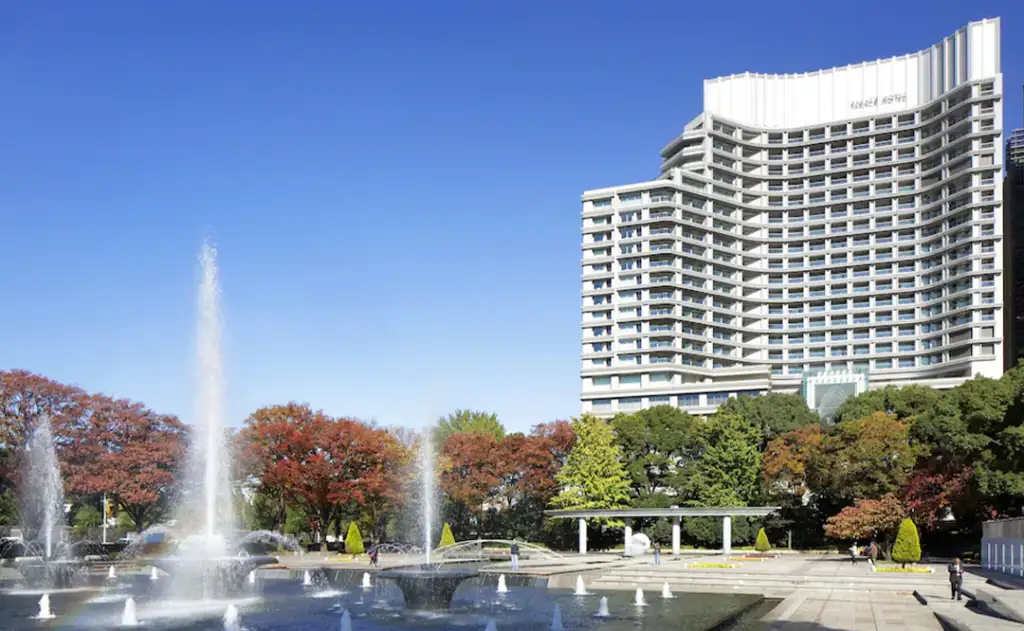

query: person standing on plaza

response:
[849,541,859,565]
[653,542,661,566]
[869,540,879,566]
[948,557,964,600]
[510,541,520,571]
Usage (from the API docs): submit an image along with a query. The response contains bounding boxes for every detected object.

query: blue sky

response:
[1,1,1020,432]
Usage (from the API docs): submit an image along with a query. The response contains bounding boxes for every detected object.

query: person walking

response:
[868,541,879,567]
[509,541,520,571]
[653,543,662,566]
[948,557,964,600]
[849,542,859,565]
[368,543,379,568]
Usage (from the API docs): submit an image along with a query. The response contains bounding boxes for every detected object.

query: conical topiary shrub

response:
[891,518,921,568]
[438,523,456,548]
[345,522,365,555]
[754,528,770,554]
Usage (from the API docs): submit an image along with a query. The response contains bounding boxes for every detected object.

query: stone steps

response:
[590,569,983,592]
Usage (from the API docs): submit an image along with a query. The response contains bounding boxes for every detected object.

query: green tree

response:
[679,412,763,507]
[808,412,925,510]
[834,385,940,424]
[550,414,630,516]
[438,522,456,548]
[434,410,505,443]
[345,522,365,554]
[891,518,921,567]
[72,504,102,536]
[754,528,770,553]
[719,393,818,446]
[612,405,696,500]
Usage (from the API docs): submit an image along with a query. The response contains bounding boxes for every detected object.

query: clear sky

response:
[1,1,1021,433]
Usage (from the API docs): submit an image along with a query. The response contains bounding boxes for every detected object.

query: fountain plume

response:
[223,604,241,631]
[484,622,497,631]
[362,572,372,589]
[36,593,55,619]
[597,596,610,617]
[574,575,587,595]
[150,566,159,581]
[340,609,352,631]
[496,574,508,594]
[177,242,233,554]
[634,587,645,606]
[550,603,564,631]
[661,581,674,598]
[21,416,65,559]
[108,565,117,580]
[303,570,313,586]
[121,597,139,626]
[419,430,435,565]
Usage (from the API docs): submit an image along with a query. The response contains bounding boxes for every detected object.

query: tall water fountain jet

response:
[340,609,352,631]
[597,596,610,617]
[21,416,65,560]
[154,243,277,596]
[419,430,435,565]
[379,426,477,610]
[183,241,233,547]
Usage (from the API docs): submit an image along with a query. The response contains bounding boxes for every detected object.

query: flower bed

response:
[686,562,739,569]
[873,566,934,573]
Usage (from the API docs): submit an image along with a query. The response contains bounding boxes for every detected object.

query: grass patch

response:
[688,562,738,569]
[874,567,933,574]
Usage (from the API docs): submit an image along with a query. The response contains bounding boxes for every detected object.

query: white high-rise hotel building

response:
[580,19,1005,417]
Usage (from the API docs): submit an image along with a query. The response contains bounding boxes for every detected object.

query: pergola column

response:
[624,518,633,551]
[578,518,587,555]
[672,517,681,556]
[722,515,732,557]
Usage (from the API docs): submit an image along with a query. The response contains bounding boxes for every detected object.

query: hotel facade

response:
[580,19,1005,418]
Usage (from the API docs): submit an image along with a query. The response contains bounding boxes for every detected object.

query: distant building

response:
[581,19,1006,418]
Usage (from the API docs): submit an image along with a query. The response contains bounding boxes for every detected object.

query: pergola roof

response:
[544,507,780,519]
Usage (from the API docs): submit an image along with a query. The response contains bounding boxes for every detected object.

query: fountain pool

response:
[0,571,776,631]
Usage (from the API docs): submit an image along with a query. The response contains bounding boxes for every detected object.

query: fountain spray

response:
[36,593,55,619]
[22,417,65,560]
[122,597,139,626]
[420,430,435,565]
[195,242,230,547]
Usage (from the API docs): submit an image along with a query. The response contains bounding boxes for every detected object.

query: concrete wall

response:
[982,518,1024,576]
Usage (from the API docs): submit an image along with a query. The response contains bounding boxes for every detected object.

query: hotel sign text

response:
[849,93,907,110]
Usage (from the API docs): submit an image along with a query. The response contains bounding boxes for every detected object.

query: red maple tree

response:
[65,394,186,531]
[440,432,502,528]
[0,370,92,484]
[900,468,972,531]
[240,404,403,547]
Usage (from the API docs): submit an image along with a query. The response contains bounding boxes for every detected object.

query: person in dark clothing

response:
[868,541,879,566]
[509,542,520,571]
[368,543,379,567]
[948,557,964,600]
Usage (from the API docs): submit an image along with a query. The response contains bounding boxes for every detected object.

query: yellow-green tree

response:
[345,522,365,554]
[438,522,456,548]
[754,528,770,554]
[891,518,921,567]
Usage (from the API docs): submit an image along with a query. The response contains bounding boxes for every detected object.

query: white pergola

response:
[544,506,780,557]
